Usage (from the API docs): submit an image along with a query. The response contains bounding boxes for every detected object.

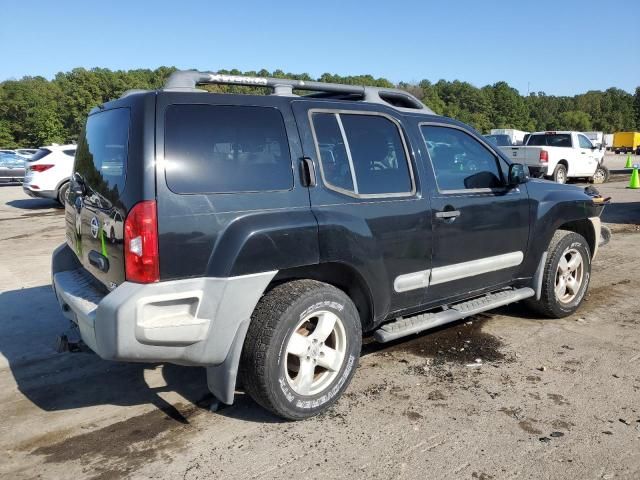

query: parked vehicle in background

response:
[0,149,16,155]
[484,134,513,146]
[612,132,640,154]
[604,134,614,151]
[22,144,77,203]
[584,131,604,149]
[490,128,529,145]
[0,153,26,183]
[501,131,608,184]
[51,71,610,420]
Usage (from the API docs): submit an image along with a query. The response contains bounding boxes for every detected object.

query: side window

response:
[421,125,504,191]
[311,112,413,196]
[311,113,354,192]
[63,149,76,157]
[340,115,412,195]
[578,135,593,149]
[164,105,293,194]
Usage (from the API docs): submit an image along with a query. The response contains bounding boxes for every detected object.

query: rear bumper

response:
[51,244,275,365]
[23,185,57,199]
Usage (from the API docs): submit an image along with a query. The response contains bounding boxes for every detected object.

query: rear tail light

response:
[539,150,549,163]
[124,200,159,283]
[29,164,54,172]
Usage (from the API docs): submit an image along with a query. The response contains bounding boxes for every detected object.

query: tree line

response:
[1,66,639,148]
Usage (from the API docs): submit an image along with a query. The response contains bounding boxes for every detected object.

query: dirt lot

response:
[0,179,639,480]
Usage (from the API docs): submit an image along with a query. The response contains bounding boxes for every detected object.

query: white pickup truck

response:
[501,131,608,184]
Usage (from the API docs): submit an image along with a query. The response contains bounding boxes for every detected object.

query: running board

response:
[373,287,535,343]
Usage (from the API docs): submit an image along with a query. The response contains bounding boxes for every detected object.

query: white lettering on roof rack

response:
[207,74,268,86]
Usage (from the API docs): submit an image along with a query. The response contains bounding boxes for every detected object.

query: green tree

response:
[558,111,592,131]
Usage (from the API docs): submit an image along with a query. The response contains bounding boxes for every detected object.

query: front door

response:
[576,133,599,176]
[419,123,530,304]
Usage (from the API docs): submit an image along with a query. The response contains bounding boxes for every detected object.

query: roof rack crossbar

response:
[163,70,434,114]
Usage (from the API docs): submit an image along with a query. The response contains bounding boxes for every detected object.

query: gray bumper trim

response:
[51,243,277,403]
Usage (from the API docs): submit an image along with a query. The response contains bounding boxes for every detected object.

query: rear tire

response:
[240,280,362,420]
[552,164,567,184]
[525,230,591,318]
[57,181,70,206]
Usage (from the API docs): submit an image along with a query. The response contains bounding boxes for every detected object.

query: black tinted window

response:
[421,126,503,191]
[75,108,129,200]
[165,105,292,194]
[63,149,76,157]
[341,115,412,195]
[312,113,354,191]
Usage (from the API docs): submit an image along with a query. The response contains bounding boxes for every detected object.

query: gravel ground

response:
[0,180,638,480]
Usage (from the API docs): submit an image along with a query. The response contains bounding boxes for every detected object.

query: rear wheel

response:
[526,230,591,318]
[240,280,362,420]
[552,164,567,184]
[56,182,70,205]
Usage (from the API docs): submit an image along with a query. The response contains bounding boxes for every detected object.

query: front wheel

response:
[240,280,362,420]
[525,230,591,318]
[590,164,609,184]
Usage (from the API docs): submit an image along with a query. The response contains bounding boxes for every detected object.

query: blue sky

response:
[1,0,638,95]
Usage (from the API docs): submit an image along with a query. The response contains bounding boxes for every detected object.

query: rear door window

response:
[164,105,293,194]
[310,111,413,197]
[74,108,130,198]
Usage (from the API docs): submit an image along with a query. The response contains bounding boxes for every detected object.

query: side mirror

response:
[508,163,528,186]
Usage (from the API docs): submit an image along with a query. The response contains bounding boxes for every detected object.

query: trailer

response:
[490,128,529,145]
[613,132,640,154]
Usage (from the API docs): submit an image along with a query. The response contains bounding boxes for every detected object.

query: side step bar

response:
[373,287,535,343]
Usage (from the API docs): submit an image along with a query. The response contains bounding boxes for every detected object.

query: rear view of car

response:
[22,145,77,203]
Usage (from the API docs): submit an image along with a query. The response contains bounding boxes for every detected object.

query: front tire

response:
[526,230,591,318]
[590,164,609,184]
[240,280,362,420]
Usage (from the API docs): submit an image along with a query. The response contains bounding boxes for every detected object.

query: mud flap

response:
[205,318,250,405]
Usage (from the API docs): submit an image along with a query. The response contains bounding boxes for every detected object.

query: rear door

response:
[419,123,530,303]
[66,107,131,290]
[292,101,432,321]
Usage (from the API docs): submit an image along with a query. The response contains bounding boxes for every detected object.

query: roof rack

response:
[163,70,435,114]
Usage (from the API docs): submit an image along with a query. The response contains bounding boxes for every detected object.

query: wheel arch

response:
[270,262,375,332]
[557,219,596,258]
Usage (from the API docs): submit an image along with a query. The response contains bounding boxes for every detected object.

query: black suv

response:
[52,71,609,420]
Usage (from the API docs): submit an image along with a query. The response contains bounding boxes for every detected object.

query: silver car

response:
[0,153,26,183]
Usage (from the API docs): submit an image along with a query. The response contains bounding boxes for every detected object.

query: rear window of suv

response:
[164,105,293,194]
[74,108,130,199]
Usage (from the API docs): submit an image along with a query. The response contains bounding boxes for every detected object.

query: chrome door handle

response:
[435,210,461,219]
